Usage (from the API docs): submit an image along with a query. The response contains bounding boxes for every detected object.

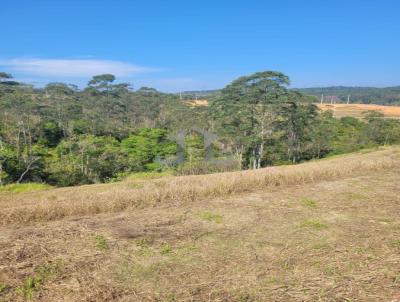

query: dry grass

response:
[184,99,209,107]
[1,147,399,226]
[317,103,400,119]
[0,147,400,301]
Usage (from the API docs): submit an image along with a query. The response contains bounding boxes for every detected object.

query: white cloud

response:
[0,58,158,78]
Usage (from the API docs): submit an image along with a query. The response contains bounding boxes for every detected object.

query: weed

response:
[0,282,6,293]
[94,235,109,251]
[15,261,61,299]
[300,219,328,230]
[136,238,155,257]
[302,199,317,208]
[136,237,152,248]
[16,277,36,299]
[160,243,173,255]
[199,211,223,224]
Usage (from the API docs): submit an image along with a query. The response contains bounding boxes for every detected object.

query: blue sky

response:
[1,0,399,91]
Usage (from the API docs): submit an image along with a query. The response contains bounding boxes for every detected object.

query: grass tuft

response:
[160,243,173,255]
[301,199,317,208]
[300,219,328,230]
[199,211,223,224]
[15,261,61,299]
[93,235,109,251]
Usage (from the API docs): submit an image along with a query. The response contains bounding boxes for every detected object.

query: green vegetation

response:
[322,266,335,276]
[301,199,317,208]
[0,282,6,293]
[160,243,173,255]
[15,261,61,299]
[300,219,328,230]
[93,235,109,251]
[392,240,400,247]
[199,211,223,223]
[1,71,400,187]
[0,183,51,193]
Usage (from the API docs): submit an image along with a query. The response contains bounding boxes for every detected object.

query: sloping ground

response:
[0,147,400,301]
[317,103,400,118]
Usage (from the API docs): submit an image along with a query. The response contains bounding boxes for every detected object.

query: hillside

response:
[295,86,400,105]
[2,72,400,188]
[1,147,400,301]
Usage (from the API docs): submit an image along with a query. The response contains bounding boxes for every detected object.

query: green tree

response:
[121,128,177,171]
[211,71,290,168]
[277,100,319,163]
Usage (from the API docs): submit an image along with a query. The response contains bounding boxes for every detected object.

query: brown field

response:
[1,147,400,301]
[317,103,400,119]
[184,100,400,119]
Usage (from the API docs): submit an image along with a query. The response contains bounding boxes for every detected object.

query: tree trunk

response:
[257,142,264,169]
[16,157,39,183]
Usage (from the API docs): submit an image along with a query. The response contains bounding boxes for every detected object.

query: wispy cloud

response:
[0,58,159,78]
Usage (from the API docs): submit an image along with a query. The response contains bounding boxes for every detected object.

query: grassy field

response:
[317,103,400,119]
[0,147,400,301]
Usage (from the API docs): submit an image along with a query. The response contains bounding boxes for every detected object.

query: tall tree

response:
[211,71,290,168]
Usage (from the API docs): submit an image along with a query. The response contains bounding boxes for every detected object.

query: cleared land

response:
[184,99,209,107]
[184,100,400,119]
[317,103,400,119]
[1,147,400,301]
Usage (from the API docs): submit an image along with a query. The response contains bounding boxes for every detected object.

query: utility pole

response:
[320,94,324,104]
[347,95,350,104]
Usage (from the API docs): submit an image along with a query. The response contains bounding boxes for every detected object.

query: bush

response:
[175,158,240,176]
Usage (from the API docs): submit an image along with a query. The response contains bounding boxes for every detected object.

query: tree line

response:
[294,86,400,105]
[1,71,399,186]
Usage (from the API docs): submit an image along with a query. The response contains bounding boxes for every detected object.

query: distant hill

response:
[294,86,400,105]
[183,86,400,105]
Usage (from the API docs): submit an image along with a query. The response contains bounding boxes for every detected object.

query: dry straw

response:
[1,147,399,225]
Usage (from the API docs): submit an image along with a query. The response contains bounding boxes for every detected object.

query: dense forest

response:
[1,71,400,187]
